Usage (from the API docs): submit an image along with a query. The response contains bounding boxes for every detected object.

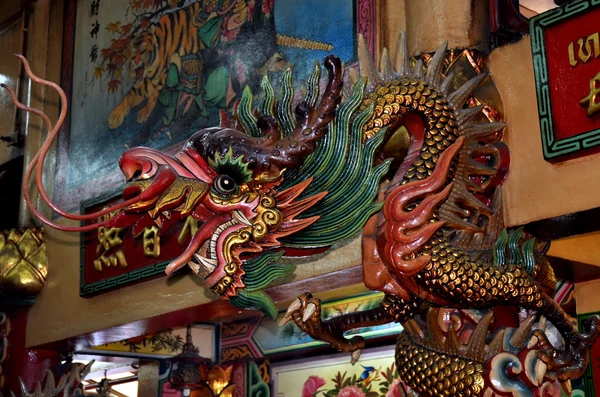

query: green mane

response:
[229,62,390,318]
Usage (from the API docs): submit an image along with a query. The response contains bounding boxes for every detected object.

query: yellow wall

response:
[380,0,489,59]
[489,37,600,227]
[575,279,600,314]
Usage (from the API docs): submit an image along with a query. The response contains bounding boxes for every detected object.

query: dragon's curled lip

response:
[170,210,253,288]
[108,170,261,290]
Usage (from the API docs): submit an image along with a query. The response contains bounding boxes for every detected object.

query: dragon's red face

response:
[103,56,343,301]
[110,140,322,298]
[7,53,341,315]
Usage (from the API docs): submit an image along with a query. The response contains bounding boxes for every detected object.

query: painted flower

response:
[338,386,366,397]
[302,376,326,397]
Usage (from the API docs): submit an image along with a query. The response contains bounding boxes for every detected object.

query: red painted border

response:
[357,0,377,55]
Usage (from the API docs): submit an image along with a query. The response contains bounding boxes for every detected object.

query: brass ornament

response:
[142,226,160,258]
[0,228,47,298]
[178,217,199,245]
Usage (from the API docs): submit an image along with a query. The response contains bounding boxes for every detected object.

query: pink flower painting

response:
[338,386,366,397]
[302,375,326,397]
[298,361,405,397]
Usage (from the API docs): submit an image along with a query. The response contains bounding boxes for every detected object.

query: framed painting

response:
[271,345,407,397]
[220,292,404,362]
[57,0,377,211]
[530,0,600,162]
[78,323,217,360]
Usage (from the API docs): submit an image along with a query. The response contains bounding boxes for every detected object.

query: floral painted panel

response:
[272,346,411,397]
[80,324,216,360]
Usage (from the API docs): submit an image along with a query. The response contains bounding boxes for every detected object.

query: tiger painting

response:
[107,2,203,130]
[106,0,281,139]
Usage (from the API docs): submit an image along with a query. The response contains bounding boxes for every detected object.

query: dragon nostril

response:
[130,169,142,181]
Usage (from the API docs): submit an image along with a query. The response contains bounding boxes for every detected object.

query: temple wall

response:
[490,37,600,227]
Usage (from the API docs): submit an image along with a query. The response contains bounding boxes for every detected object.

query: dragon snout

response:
[122,165,143,182]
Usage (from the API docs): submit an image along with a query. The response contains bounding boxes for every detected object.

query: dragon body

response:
[7,32,599,397]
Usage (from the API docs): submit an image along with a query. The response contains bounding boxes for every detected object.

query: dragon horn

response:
[264,55,343,170]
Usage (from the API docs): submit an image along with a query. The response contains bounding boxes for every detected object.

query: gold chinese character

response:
[178,217,199,246]
[580,71,600,117]
[94,211,127,271]
[142,226,160,258]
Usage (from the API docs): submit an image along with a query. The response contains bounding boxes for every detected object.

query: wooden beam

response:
[31,266,367,352]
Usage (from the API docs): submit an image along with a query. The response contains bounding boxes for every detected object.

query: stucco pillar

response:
[137,360,160,397]
[381,0,490,58]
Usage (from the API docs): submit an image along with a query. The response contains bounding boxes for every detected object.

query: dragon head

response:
[11,52,385,319]
[109,56,343,304]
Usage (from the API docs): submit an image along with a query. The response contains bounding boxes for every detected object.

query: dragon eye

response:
[213,175,237,195]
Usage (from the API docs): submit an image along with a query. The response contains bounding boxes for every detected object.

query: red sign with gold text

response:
[80,193,191,296]
[531,1,600,161]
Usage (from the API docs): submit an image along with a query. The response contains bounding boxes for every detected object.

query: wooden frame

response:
[530,0,600,162]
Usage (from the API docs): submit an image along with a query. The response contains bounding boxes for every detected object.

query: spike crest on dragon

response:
[5,32,599,397]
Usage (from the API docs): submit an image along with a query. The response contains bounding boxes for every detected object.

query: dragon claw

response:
[279,298,304,326]
[284,292,366,354]
[278,314,293,327]
[302,302,317,322]
[287,298,302,315]
[536,315,600,381]
[351,348,362,365]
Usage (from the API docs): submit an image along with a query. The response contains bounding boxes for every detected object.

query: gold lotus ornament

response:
[0,228,47,298]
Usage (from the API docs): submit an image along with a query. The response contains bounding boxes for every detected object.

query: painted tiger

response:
[108,1,215,130]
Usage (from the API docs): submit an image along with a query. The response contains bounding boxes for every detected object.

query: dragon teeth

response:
[187,261,201,274]
[208,220,239,256]
[209,235,217,259]
[194,253,217,268]
[188,254,217,278]
[187,260,212,278]
[232,210,252,226]
[162,210,171,220]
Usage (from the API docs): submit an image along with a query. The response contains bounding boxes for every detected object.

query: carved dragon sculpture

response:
[5,32,599,396]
